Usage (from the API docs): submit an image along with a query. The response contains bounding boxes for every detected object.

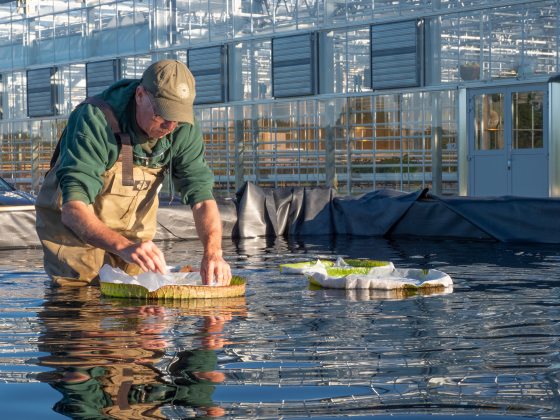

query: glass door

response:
[468,85,548,197]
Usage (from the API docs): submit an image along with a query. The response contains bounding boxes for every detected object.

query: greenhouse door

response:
[468,85,548,197]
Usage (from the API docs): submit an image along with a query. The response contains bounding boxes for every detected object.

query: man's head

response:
[136,60,196,138]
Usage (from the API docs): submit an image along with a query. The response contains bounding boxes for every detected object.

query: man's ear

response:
[135,86,144,105]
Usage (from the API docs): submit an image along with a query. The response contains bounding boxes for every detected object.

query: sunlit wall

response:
[0,0,557,195]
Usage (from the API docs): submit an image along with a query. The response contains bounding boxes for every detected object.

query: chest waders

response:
[35,98,165,287]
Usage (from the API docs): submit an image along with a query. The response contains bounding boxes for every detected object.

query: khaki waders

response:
[36,161,165,286]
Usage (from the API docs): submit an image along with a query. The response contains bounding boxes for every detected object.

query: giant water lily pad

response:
[282,257,453,292]
[99,264,246,300]
[280,258,392,274]
[307,266,452,291]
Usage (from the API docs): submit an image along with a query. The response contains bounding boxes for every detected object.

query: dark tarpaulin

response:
[429,195,560,243]
[232,182,560,243]
[2,183,560,249]
[233,182,427,237]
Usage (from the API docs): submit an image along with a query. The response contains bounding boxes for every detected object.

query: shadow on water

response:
[34,286,247,419]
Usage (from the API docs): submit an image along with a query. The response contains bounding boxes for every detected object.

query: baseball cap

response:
[140,60,196,124]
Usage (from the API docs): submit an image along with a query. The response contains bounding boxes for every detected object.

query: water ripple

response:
[0,238,560,418]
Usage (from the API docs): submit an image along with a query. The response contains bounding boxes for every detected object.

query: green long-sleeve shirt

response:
[56,79,214,207]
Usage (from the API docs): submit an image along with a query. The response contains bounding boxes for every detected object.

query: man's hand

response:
[117,241,167,274]
[61,200,167,274]
[200,251,231,286]
[191,200,231,286]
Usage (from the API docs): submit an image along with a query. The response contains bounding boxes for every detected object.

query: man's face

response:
[135,86,179,139]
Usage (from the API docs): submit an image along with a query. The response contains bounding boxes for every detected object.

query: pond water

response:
[0,236,559,419]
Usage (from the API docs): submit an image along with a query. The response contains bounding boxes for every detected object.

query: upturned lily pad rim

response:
[100,275,246,300]
[280,258,390,273]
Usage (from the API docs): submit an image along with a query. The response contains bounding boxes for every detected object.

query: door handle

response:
[507,159,511,170]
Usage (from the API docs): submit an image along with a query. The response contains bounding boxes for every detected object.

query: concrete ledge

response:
[0,201,238,250]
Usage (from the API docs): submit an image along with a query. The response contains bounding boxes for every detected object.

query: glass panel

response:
[401,92,429,191]
[242,103,260,184]
[117,0,148,54]
[519,2,557,77]
[0,3,14,24]
[88,3,117,56]
[231,0,253,36]
[209,0,231,41]
[331,30,347,94]
[328,27,371,94]
[255,102,275,187]
[198,106,235,195]
[487,4,557,79]
[53,0,69,14]
[29,1,54,17]
[59,64,86,115]
[298,100,321,186]
[276,101,294,183]
[0,120,33,191]
[6,71,26,119]
[296,0,320,29]
[54,12,70,63]
[349,96,374,192]
[436,3,558,85]
[173,0,189,45]
[29,14,55,65]
[254,39,271,99]
[373,0,429,19]
[329,98,348,193]
[30,119,61,193]
[188,0,210,42]
[347,27,371,93]
[0,22,11,71]
[373,94,402,191]
[11,18,25,67]
[153,0,172,49]
[273,0,297,32]
[68,8,87,61]
[121,55,152,79]
[67,1,85,12]
[513,91,544,149]
[325,0,346,24]
[487,7,520,79]
[440,90,458,194]
[474,93,503,151]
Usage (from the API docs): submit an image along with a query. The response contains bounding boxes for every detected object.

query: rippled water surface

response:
[0,236,559,419]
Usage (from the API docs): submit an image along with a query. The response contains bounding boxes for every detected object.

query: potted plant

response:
[459,62,480,81]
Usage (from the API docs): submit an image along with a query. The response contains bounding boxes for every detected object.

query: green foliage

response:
[280,260,335,272]
[325,267,372,277]
[230,275,246,285]
[345,259,390,267]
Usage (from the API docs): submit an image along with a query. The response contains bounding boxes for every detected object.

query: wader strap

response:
[49,96,135,186]
[83,96,135,187]
[117,133,134,187]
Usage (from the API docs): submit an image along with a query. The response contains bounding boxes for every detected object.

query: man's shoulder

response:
[105,79,139,104]
[173,120,201,142]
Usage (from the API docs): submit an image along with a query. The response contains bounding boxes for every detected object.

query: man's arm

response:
[191,199,232,286]
[61,200,167,274]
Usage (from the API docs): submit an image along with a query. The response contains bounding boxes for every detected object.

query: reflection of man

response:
[35,59,231,287]
[36,288,245,418]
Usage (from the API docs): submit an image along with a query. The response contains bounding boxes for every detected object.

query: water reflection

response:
[36,286,247,419]
[3,236,560,418]
[309,285,453,301]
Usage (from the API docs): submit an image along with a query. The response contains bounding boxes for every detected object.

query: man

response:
[35,59,231,287]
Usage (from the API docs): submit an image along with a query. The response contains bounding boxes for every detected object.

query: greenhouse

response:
[0,0,558,197]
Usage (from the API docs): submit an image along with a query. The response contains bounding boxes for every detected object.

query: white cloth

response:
[300,258,453,291]
[306,267,452,290]
[99,264,204,292]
